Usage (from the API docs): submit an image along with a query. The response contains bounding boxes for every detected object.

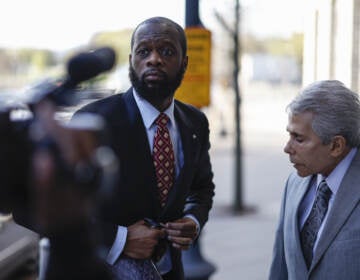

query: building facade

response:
[303,0,360,91]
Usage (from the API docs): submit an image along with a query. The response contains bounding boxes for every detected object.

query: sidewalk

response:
[199,82,299,279]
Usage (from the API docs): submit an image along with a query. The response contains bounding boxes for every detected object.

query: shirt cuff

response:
[105,226,127,265]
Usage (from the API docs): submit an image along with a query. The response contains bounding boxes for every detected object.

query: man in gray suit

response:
[269,80,360,279]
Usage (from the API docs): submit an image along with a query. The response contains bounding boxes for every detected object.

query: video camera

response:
[0,46,118,217]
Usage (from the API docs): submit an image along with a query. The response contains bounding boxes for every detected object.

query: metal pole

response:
[185,0,203,27]
[182,1,216,279]
[38,238,50,280]
[233,0,244,212]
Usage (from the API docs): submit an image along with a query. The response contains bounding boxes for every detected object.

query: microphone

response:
[51,47,116,105]
[66,47,117,86]
[27,47,117,107]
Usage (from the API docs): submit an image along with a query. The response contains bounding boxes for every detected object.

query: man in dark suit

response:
[269,80,360,279]
[75,17,215,279]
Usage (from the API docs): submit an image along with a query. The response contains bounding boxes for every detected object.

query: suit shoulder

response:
[174,99,208,120]
[77,92,125,116]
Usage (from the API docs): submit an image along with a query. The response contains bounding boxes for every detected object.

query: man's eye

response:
[160,47,175,57]
[137,49,149,57]
[290,133,303,143]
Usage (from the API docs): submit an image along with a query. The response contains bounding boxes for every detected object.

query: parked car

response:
[0,214,39,280]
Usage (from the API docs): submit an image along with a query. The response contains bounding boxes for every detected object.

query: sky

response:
[0,0,306,51]
[241,0,307,38]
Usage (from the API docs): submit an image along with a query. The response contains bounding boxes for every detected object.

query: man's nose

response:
[147,51,162,66]
[284,140,292,154]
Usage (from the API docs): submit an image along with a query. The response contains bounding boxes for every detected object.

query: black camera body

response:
[0,46,117,215]
[0,46,118,280]
[0,111,32,213]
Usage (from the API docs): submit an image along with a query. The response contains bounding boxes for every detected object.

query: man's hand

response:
[164,217,198,250]
[123,220,166,259]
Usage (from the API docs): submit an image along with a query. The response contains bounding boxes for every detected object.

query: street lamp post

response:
[181,1,216,280]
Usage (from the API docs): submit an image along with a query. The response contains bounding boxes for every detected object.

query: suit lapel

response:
[161,103,199,212]
[311,150,360,271]
[122,90,161,210]
[290,176,313,271]
[123,89,152,161]
[174,104,198,178]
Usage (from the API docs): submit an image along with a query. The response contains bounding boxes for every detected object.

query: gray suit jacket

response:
[269,150,360,280]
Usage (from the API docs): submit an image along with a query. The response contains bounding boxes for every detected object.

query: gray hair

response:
[287,80,360,147]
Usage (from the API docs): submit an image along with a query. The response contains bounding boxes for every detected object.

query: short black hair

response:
[130,17,187,56]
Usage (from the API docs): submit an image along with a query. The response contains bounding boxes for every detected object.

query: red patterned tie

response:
[153,113,175,207]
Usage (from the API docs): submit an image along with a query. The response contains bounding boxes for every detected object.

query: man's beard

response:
[129,64,185,102]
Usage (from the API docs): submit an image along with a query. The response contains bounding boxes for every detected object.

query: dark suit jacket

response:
[75,88,215,278]
[269,149,360,280]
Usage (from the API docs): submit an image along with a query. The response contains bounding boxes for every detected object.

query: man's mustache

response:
[143,69,167,79]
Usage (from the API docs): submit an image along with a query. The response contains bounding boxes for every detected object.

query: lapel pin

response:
[192,134,197,139]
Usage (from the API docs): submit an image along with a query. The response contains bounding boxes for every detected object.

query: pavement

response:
[196,82,300,280]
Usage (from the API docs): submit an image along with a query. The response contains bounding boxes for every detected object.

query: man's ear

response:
[183,56,188,70]
[330,135,347,157]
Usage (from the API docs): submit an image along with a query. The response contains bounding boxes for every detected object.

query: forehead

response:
[132,22,181,48]
[287,111,314,132]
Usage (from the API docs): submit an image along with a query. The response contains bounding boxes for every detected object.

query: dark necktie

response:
[300,180,332,268]
[153,113,175,207]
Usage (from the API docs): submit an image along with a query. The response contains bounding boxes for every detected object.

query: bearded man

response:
[75,17,215,280]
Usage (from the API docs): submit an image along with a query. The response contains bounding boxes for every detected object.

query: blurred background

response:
[0,0,357,279]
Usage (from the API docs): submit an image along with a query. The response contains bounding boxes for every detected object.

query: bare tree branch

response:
[213,9,234,35]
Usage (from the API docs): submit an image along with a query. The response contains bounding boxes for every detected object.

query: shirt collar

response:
[132,89,175,129]
[317,147,358,195]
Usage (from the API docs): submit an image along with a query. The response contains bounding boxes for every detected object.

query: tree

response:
[90,30,132,66]
[214,0,246,213]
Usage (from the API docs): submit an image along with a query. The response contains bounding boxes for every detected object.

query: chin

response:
[296,169,312,178]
